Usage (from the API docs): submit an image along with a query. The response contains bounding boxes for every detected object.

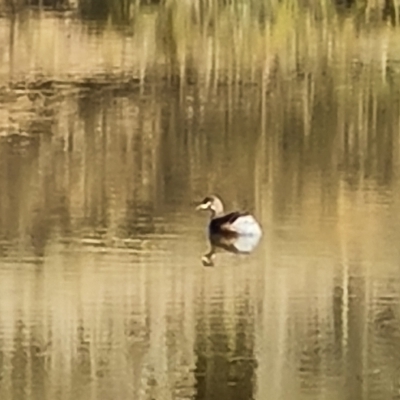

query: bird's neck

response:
[210,209,223,219]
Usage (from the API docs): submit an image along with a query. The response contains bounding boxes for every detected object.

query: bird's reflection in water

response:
[201,232,262,266]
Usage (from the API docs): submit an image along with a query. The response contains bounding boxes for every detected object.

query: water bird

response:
[196,195,262,236]
[196,195,262,265]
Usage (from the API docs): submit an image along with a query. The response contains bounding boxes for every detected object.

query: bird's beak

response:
[196,202,211,211]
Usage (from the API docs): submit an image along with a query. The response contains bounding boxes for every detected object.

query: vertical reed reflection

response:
[0,5,400,400]
[194,269,256,400]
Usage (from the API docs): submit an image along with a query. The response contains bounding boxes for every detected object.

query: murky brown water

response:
[1,5,400,400]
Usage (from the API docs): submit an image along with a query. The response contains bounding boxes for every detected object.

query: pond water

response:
[1,4,400,400]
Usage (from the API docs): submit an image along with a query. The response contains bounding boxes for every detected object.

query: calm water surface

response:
[1,7,400,400]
